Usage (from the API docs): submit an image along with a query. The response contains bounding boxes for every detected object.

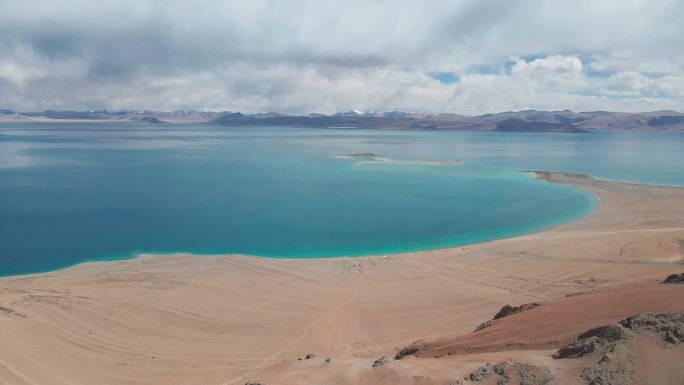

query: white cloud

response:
[0,0,682,113]
[511,55,583,74]
[588,52,682,74]
[605,71,654,92]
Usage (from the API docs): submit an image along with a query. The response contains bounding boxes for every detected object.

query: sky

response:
[1,0,683,115]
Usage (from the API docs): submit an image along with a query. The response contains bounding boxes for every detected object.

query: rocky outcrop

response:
[493,303,540,320]
[0,306,25,318]
[0,306,16,314]
[468,363,495,381]
[619,312,684,346]
[555,313,684,357]
[475,303,540,331]
[371,356,390,368]
[474,320,494,332]
[554,324,629,359]
[554,313,684,385]
[509,362,556,385]
[663,272,684,284]
[394,344,423,360]
[467,361,556,385]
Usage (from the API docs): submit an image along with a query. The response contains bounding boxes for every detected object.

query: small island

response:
[336,153,462,166]
[339,153,387,159]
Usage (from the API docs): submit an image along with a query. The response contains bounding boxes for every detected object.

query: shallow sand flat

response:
[0,172,683,385]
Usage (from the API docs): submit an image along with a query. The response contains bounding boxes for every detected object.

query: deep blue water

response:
[1,122,682,276]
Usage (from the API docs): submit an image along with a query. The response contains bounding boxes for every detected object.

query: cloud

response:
[510,55,583,74]
[605,71,654,93]
[0,0,682,113]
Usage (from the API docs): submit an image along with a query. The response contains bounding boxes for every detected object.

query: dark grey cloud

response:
[0,0,682,113]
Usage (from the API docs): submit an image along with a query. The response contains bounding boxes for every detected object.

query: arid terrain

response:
[0,172,683,385]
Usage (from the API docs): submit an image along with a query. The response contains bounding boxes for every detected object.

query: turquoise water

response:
[1,122,682,276]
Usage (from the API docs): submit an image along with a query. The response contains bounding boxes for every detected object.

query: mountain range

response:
[2,108,684,132]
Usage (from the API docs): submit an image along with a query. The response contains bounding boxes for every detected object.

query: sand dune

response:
[0,172,683,385]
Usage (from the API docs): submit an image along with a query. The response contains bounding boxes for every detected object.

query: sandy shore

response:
[0,172,682,385]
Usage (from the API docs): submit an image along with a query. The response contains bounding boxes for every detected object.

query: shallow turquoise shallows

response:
[1,123,683,276]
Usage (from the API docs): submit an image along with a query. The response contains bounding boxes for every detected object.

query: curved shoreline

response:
[0,172,682,384]
[0,170,599,278]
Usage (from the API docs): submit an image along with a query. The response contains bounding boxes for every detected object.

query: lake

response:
[1,122,682,276]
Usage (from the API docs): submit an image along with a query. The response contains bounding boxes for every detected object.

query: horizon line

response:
[2,108,683,117]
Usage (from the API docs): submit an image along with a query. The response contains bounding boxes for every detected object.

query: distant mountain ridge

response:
[1,108,683,132]
[493,118,586,133]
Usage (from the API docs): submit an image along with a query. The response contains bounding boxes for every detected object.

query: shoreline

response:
[0,170,598,279]
[0,172,682,384]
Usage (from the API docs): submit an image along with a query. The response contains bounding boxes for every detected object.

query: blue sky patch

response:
[429,72,460,84]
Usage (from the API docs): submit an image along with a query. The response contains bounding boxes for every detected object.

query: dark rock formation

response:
[468,361,556,385]
[493,303,541,320]
[474,320,494,331]
[304,353,315,359]
[554,313,684,385]
[371,356,390,368]
[554,324,629,359]
[619,313,684,345]
[554,322,635,384]
[510,362,556,385]
[663,272,684,284]
[394,343,423,360]
[492,362,509,376]
[0,306,15,314]
[0,306,25,318]
[475,303,540,331]
[469,363,493,381]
